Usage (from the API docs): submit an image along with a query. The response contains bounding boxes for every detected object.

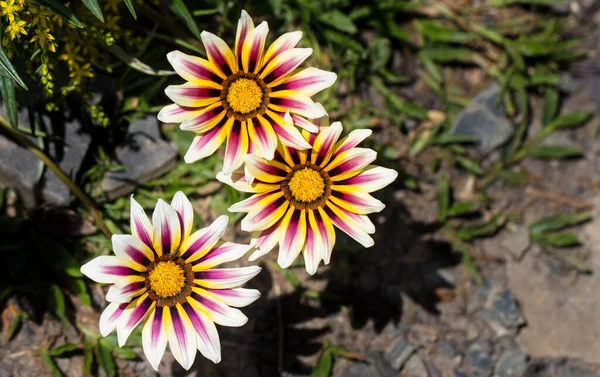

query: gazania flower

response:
[217,122,398,275]
[80,192,261,370]
[158,10,337,174]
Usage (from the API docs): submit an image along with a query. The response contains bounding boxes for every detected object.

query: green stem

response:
[0,115,112,239]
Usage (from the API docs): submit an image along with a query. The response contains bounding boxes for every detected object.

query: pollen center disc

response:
[226,78,263,114]
[147,261,185,298]
[288,167,326,203]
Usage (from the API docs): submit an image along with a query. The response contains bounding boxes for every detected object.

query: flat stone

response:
[494,351,527,377]
[450,84,514,156]
[102,116,178,200]
[465,341,494,377]
[0,105,91,207]
[483,288,525,331]
[404,354,428,377]
[500,227,531,260]
[385,337,417,370]
[342,362,381,377]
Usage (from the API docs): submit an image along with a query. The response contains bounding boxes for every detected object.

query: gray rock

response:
[385,337,417,370]
[482,288,525,336]
[500,227,531,260]
[342,362,381,377]
[0,106,91,207]
[425,360,443,377]
[102,116,178,200]
[465,342,494,377]
[495,351,527,377]
[450,84,514,156]
[404,354,428,377]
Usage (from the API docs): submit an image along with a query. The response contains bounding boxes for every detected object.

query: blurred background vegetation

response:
[0,0,597,376]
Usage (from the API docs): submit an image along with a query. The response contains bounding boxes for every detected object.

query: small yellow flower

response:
[5,20,26,40]
[0,0,23,23]
[31,28,56,52]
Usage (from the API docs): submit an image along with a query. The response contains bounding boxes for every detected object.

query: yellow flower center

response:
[226,78,263,114]
[147,261,185,298]
[288,168,325,203]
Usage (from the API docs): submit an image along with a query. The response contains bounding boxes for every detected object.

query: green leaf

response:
[437,175,450,222]
[0,45,27,89]
[546,232,580,247]
[106,44,176,76]
[124,0,137,19]
[49,343,79,357]
[37,0,83,28]
[415,20,474,43]
[542,88,559,126]
[81,0,104,22]
[527,145,584,159]
[367,38,391,72]
[448,201,478,217]
[97,338,116,377]
[71,279,91,306]
[457,213,506,241]
[455,156,483,176]
[50,285,66,323]
[546,111,592,130]
[370,77,428,120]
[420,47,473,63]
[5,309,21,340]
[311,350,333,377]
[113,347,138,360]
[167,0,202,40]
[498,168,528,186]
[40,350,64,377]
[530,211,591,236]
[0,76,18,128]
[323,29,364,53]
[319,10,357,34]
[84,345,94,376]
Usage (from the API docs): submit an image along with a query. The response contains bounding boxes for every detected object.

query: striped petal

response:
[117,295,155,347]
[264,110,311,149]
[325,148,377,181]
[242,21,268,73]
[329,186,385,215]
[315,208,336,264]
[81,256,140,284]
[166,305,197,370]
[222,119,249,175]
[171,191,195,241]
[303,210,331,275]
[324,202,374,248]
[332,128,373,157]
[167,50,225,83]
[341,166,398,192]
[277,208,307,269]
[216,170,278,194]
[262,31,303,71]
[260,48,313,87]
[201,31,237,77]
[157,104,203,124]
[142,306,168,371]
[182,302,221,363]
[273,67,337,96]
[292,114,319,133]
[311,121,343,167]
[240,192,289,232]
[245,154,289,183]
[152,199,182,256]
[228,191,272,212]
[179,102,226,134]
[183,121,230,163]
[269,91,326,119]
[106,275,146,303]
[130,195,154,249]
[235,10,254,67]
[194,266,262,289]
[193,242,252,270]
[99,303,128,337]
[204,288,260,308]
[248,116,277,160]
[189,288,248,327]
[112,234,154,269]
[249,222,281,261]
[164,82,222,108]
[180,215,228,264]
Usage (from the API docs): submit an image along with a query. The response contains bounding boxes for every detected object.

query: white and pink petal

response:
[180,215,229,264]
[277,208,307,269]
[194,266,262,289]
[167,50,225,83]
[142,306,168,371]
[164,81,222,108]
[81,256,141,284]
[152,199,182,256]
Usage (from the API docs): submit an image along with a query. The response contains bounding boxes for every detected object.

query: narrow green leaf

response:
[542,88,559,126]
[457,213,506,241]
[106,44,176,76]
[123,0,137,19]
[323,29,364,52]
[311,350,333,377]
[81,0,104,22]
[71,279,91,306]
[530,212,591,235]
[367,38,391,72]
[37,0,83,28]
[319,10,357,34]
[0,76,19,128]
[420,47,473,63]
[448,201,478,217]
[370,77,428,120]
[527,145,584,159]
[546,232,580,247]
[84,345,94,376]
[50,285,66,323]
[0,45,27,89]
[192,8,219,16]
[49,343,79,357]
[167,0,202,40]
[546,111,592,130]
[5,309,21,340]
[97,338,116,377]
[415,20,474,43]
[437,175,450,222]
[455,156,483,176]
[113,347,137,360]
[498,168,528,186]
[40,350,64,377]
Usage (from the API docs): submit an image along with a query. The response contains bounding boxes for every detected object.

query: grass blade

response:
[167,0,201,40]
[82,0,104,22]
[37,0,83,28]
[0,76,19,128]
[0,45,27,89]
[123,0,137,19]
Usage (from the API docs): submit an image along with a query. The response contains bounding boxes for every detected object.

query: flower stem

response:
[0,115,112,239]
